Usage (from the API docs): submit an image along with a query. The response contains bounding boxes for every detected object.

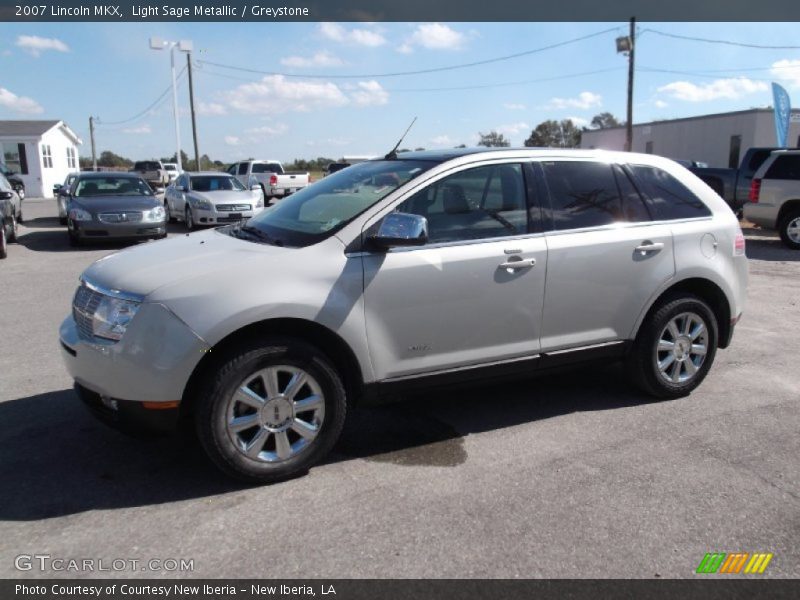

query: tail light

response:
[748,178,761,203]
[734,232,746,256]
[269,174,278,186]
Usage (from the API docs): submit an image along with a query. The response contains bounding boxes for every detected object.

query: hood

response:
[73,195,161,214]
[190,190,259,206]
[82,228,296,297]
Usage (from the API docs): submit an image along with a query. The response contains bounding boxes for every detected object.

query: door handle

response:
[498,258,536,270]
[634,241,664,254]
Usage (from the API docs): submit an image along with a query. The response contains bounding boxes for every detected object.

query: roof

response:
[392,147,501,161]
[0,120,82,144]
[76,171,143,179]
[582,107,800,134]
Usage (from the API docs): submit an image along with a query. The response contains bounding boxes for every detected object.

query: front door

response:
[362,162,548,380]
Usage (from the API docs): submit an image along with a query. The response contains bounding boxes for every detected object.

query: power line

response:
[641,29,800,50]
[96,67,187,126]
[194,27,620,80]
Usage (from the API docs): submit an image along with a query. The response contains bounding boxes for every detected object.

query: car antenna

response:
[384,117,417,160]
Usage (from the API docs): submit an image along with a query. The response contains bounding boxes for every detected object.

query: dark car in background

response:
[65,172,167,247]
[0,164,25,200]
[0,173,21,259]
[54,172,80,225]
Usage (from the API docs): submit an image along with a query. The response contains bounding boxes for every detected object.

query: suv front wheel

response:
[195,336,347,483]
[629,295,718,399]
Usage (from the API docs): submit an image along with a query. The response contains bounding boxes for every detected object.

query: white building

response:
[0,120,82,198]
[580,108,800,168]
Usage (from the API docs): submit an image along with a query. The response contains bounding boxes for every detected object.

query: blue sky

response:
[1,21,799,163]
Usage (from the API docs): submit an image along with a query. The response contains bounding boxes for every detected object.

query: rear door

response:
[538,160,676,351]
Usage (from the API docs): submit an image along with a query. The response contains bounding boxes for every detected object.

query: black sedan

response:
[0,173,21,259]
[66,173,167,247]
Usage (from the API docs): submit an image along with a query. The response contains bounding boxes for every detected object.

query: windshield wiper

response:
[231,224,282,246]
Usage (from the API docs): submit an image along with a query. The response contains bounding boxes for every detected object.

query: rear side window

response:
[237,163,248,175]
[746,150,772,173]
[541,161,634,230]
[628,165,711,220]
[764,155,800,180]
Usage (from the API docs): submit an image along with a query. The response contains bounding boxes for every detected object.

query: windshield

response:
[190,175,246,192]
[251,163,283,174]
[238,159,438,246]
[74,177,153,197]
[164,164,177,172]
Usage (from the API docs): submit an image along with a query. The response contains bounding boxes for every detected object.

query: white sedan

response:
[165,172,265,231]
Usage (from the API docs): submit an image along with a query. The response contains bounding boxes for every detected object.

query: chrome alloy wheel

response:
[655,311,709,384]
[226,365,325,463]
[786,216,800,244]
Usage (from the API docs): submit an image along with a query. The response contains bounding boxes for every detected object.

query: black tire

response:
[59,216,68,226]
[165,201,176,223]
[185,206,195,231]
[628,294,718,399]
[67,225,81,247]
[0,220,7,259]
[195,336,347,483]
[7,213,17,243]
[778,209,800,250]
[16,206,23,224]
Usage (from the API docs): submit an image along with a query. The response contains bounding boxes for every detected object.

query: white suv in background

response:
[60,149,748,483]
[744,149,800,249]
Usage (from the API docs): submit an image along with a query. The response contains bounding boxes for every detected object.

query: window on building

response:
[2,142,28,174]
[645,141,654,154]
[42,145,53,168]
[66,147,77,169]
[764,155,800,180]
[396,163,528,243]
[629,165,711,220]
[728,135,742,169]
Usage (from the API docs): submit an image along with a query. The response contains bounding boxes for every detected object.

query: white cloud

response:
[225,75,349,114]
[319,23,385,47]
[546,92,602,110]
[248,124,289,137]
[280,51,344,68]
[197,102,227,116]
[496,122,529,136]
[401,23,466,52]
[504,103,526,111]
[121,125,151,134]
[657,77,768,102]
[771,59,800,89]
[15,35,69,57]
[224,136,240,146]
[350,81,388,106]
[430,134,456,147]
[0,87,43,114]
[566,116,589,128]
[654,99,669,109]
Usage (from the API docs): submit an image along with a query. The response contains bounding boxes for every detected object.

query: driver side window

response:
[396,164,528,244]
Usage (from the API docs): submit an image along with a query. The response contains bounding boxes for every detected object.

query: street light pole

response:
[187,53,201,171]
[626,17,635,152]
[150,37,193,172]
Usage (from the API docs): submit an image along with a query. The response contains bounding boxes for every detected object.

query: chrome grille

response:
[216,204,251,212]
[98,212,143,224]
[72,285,102,340]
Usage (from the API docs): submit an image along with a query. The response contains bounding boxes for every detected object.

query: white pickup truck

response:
[227,160,309,202]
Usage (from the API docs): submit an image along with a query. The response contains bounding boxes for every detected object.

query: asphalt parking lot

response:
[0,198,798,579]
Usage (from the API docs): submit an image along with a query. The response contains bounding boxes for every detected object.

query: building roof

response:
[582,108,800,134]
[0,120,82,144]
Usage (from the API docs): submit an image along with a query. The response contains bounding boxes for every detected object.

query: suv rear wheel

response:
[778,209,800,250]
[629,295,718,399]
[195,336,347,483]
[0,219,7,259]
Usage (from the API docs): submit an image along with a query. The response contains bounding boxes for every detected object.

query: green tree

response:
[524,120,582,148]
[590,112,622,129]
[477,131,510,147]
[96,150,133,168]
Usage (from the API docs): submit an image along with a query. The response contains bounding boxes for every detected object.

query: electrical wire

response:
[641,28,800,50]
[194,27,621,80]
[96,67,187,126]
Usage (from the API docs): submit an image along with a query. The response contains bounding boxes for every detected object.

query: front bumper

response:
[59,302,209,405]
[71,220,166,240]
[193,206,264,225]
[74,382,179,435]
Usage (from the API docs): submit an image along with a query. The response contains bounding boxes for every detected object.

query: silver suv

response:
[744,149,800,249]
[59,149,748,482]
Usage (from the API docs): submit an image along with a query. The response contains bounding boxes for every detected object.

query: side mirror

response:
[370,212,428,249]
[53,184,62,194]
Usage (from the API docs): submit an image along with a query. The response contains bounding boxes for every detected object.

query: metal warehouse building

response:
[580,108,800,168]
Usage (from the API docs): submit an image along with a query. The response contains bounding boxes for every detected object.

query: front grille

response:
[216,204,251,212]
[72,285,102,340]
[98,212,143,224]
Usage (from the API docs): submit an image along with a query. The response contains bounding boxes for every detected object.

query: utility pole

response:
[187,53,200,171]
[625,17,635,152]
[89,116,97,171]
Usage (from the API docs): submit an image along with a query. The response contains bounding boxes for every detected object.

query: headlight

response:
[144,205,165,222]
[92,295,141,341]
[69,207,92,221]
[193,198,212,210]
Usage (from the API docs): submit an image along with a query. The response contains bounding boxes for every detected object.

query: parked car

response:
[688,147,787,216]
[227,160,309,202]
[54,172,80,225]
[60,149,748,483]
[163,162,180,183]
[164,172,265,231]
[674,159,709,169]
[65,172,166,246]
[743,149,800,249]
[0,164,25,200]
[0,173,21,259]
[132,160,169,189]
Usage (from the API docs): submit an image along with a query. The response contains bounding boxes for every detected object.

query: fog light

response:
[100,395,119,411]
